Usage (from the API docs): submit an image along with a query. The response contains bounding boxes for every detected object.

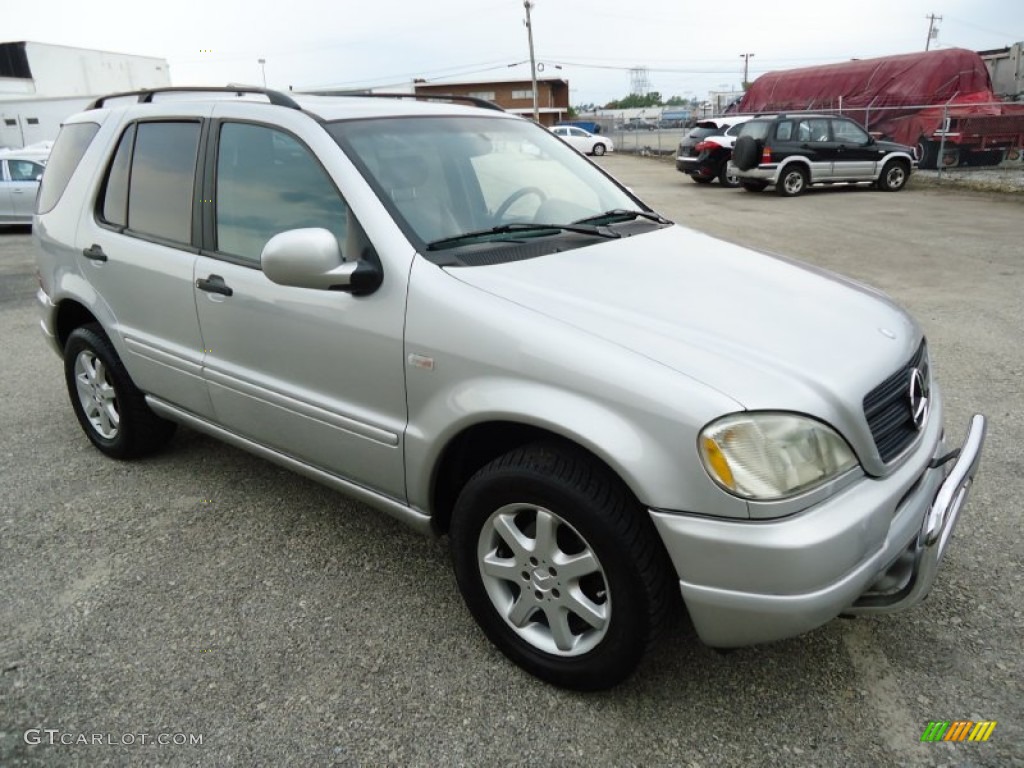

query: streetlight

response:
[258,58,267,88]
[523,1,539,122]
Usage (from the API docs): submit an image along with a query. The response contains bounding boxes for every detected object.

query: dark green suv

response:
[731,114,917,196]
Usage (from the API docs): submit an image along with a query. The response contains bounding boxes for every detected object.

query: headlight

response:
[699,412,858,500]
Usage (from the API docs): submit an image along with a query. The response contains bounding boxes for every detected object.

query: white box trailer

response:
[0,96,92,148]
[0,41,170,148]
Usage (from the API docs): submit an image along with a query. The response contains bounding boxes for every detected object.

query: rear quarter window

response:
[738,121,770,141]
[36,122,100,214]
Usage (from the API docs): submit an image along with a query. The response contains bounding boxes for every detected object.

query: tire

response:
[718,162,741,188]
[915,139,939,170]
[64,324,176,459]
[876,160,909,191]
[775,165,808,197]
[690,175,713,184]
[741,181,767,193]
[449,441,674,690]
[592,143,606,156]
[731,135,761,171]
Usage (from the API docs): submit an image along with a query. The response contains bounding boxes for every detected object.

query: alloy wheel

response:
[477,503,610,656]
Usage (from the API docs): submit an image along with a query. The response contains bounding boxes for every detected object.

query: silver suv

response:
[35,87,986,690]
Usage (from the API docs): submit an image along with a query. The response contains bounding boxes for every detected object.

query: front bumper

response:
[650,408,987,648]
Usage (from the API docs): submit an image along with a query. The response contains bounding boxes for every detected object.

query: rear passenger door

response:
[78,109,215,418]
[4,159,44,219]
[191,113,408,500]
[791,117,838,181]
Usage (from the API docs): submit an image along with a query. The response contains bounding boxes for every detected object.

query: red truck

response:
[737,48,1024,169]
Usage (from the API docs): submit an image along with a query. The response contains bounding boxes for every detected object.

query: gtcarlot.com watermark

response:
[24,729,203,747]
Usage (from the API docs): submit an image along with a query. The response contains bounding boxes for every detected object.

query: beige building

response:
[414,77,569,126]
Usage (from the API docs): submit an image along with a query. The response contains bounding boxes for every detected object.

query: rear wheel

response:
[64,324,176,459]
[718,162,741,188]
[776,165,808,196]
[690,175,713,184]
[916,139,939,170]
[449,442,674,690]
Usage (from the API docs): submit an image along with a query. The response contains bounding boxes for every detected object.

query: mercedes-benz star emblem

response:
[908,367,930,431]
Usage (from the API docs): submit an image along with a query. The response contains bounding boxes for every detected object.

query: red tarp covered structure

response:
[737,48,1024,148]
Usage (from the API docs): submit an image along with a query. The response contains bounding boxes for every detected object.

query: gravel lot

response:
[1,155,1022,767]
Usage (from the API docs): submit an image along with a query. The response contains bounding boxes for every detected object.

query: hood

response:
[446,225,921,472]
[876,139,915,154]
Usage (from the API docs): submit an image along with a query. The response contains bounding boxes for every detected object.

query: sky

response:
[4,0,1020,107]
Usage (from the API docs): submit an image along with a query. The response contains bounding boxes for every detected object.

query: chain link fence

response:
[585,101,1024,185]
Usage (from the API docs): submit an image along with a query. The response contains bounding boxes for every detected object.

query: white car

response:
[551,125,613,156]
[0,147,48,225]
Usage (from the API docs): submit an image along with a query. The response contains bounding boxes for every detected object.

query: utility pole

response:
[524,0,539,122]
[925,14,942,51]
[740,52,755,88]
[258,58,267,88]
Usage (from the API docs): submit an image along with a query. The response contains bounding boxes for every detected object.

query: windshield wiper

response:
[573,209,671,226]
[426,222,619,251]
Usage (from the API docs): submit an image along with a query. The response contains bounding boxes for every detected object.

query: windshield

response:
[687,126,718,140]
[327,116,640,250]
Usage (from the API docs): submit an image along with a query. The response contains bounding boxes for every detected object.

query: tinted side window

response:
[215,122,347,264]
[833,119,870,144]
[797,119,831,143]
[128,122,200,244]
[36,122,100,214]
[775,121,794,141]
[99,124,136,227]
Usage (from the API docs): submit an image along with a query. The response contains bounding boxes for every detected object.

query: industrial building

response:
[0,41,170,147]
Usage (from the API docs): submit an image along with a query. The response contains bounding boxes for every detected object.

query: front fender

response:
[402,258,747,519]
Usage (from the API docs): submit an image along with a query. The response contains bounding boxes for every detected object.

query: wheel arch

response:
[429,420,636,536]
[777,157,812,177]
[55,299,101,352]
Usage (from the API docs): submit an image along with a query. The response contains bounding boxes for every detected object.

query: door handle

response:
[82,244,107,262]
[196,274,233,297]
[12,189,25,194]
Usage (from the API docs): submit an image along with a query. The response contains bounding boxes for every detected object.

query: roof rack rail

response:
[299,91,504,112]
[86,87,302,111]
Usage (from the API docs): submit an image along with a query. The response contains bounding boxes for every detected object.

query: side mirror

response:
[261,228,381,295]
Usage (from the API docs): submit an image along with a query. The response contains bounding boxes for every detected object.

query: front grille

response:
[863,341,929,462]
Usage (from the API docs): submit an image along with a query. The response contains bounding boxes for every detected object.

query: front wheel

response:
[64,324,176,459]
[592,142,607,156]
[877,160,909,191]
[449,442,674,690]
